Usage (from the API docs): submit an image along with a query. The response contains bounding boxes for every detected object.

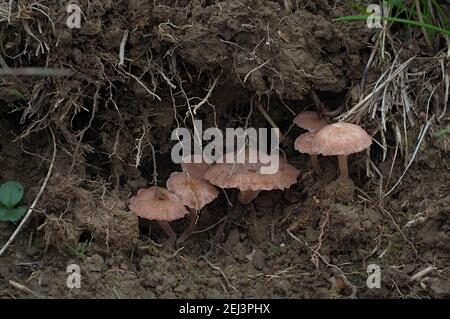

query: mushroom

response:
[294,132,320,172]
[313,123,372,179]
[204,148,299,204]
[293,111,328,133]
[129,186,188,248]
[181,154,211,180]
[167,172,219,243]
[293,111,328,172]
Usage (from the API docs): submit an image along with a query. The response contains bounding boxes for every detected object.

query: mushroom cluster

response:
[294,112,372,180]
[128,155,218,248]
[205,147,299,204]
[128,147,300,248]
[127,108,372,248]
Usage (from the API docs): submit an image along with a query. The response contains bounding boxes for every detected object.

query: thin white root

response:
[409,266,436,283]
[9,280,46,298]
[119,30,129,66]
[192,75,220,115]
[202,256,239,293]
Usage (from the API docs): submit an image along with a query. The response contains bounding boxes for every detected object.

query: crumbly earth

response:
[1,0,449,299]
[1,115,450,298]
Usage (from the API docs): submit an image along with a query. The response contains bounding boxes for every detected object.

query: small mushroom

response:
[294,132,320,172]
[181,154,211,180]
[314,123,372,179]
[205,148,299,204]
[167,172,219,243]
[293,111,328,133]
[293,111,328,172]
[129,186,188,249]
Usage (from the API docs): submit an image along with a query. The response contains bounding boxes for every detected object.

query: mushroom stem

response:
[311,154,320,173]
[337,155,349,179]
[238,190,261,204]
[177,209,199,244]
[158,221,177,249]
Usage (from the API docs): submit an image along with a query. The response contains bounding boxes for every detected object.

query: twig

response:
[409,265,436,283]
[9,280,46,298]
[287,229,357,298]
[311,211,330,269]
[193,216,228,234]
[123,70,161,101]
[0,128,57,257]
[192,75,220,115]
[243,60,270,84]
[379,117,433,200]
[0,68,72,77]
[202,256,238,293]
[118,30,129,66]
[255,100,284,140]
[133,124,146,168]
[339,56,415,122]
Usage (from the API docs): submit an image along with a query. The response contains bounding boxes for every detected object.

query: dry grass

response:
[337,15,449,198]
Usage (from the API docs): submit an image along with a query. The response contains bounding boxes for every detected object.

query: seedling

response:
[0,181,27,222]
[63,239,92,259]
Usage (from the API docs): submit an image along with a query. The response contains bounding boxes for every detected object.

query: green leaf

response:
[0,181,24,209]
[0,206,27,222]
[0,206,8,221]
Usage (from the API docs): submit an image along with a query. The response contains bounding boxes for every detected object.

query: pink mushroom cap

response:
[293,111,328,132]
[294,132,318,155]
[181,154,211,180]
[204,148,299,192]
[314,122,372,156]
[166,172,219,210]
[129,186,188,222]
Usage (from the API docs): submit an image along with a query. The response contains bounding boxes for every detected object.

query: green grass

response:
[335,14,450,36]
[335,0,450,38]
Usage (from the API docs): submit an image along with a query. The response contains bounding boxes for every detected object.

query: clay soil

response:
[0,0,449,299]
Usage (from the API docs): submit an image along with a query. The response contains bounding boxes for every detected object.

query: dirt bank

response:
[1,0,449,299]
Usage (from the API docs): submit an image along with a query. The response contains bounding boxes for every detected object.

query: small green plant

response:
[64,239,92,258]
[0,181,27,222]
[434,125,450,139]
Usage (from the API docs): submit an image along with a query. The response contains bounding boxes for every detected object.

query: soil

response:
[1,0,449,299]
